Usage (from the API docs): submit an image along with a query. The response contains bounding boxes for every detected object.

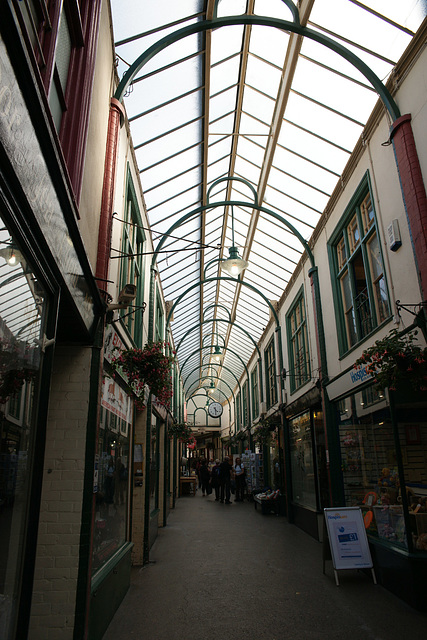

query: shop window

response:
[150,419,160,513]
[286,289,310,393]
[251,366,259,420]
[335,388,427,552]
[289,411,318,510]
[0,224,47,638]
[328,177,390,354]
[264,337,277,410]
[268,429,282,491]
[94,378,132,573]
[119,171,146,342]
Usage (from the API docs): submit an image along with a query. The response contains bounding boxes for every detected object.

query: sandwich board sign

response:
[323,507,376,586]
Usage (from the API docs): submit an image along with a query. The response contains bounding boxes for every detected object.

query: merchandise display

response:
[336,388,427,552]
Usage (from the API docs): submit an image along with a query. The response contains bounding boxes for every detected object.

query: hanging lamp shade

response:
[213,345,222,362]
[220,246,249,277]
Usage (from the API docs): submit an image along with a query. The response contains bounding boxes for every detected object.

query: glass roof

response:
[111,0,427,404]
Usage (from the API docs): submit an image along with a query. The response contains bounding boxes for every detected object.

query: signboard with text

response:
[324,507,373,571]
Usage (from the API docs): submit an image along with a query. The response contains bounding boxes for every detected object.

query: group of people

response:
[197,456,246,503]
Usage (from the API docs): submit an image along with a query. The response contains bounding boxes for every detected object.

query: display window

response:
[268,430,282,491]
[288,409,327,511]
[0,223,48,637]
[335,387,427,552]
[289,411,317,509]
[93,377,132,573]
[150,418,160,513]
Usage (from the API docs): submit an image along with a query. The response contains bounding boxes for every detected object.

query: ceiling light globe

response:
[220,246,249,277]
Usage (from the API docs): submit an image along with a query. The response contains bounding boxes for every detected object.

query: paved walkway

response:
[103,492,427,639]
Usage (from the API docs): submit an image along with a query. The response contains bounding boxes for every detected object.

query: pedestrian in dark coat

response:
[199,459,211,496]
[210,459,221,501]
[219,456,232,504]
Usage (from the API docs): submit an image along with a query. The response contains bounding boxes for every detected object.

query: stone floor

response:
[102,491,427,639]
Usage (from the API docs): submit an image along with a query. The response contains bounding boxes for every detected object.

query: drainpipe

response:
[95,98,125,288]
[390,114,427,301]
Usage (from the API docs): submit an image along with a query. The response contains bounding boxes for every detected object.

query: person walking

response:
[210,459,221,501]
[234,457,245,502]
[199,459,211,496]
[219,456,232,504]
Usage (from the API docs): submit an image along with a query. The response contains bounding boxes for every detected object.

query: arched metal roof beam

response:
[115,13,400,123]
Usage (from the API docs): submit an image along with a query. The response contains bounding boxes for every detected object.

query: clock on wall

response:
[208,401,223,418]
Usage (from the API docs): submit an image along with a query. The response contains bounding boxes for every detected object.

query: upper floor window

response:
[328,177,390,354]
[49,6,73,132]
[251,366,259,420]
[155,293,164,343]
[235,391,241,431]
[119,172,145,342]
[242,381,249,428]
[17,1,99,199]
[286,289,310,393]
[265,337,277,410]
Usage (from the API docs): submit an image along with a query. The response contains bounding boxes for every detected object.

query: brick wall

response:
[391,114,427,299]
[28,346,92,640]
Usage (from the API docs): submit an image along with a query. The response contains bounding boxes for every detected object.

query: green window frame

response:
[265,337,278,410]
[235,391,241,431]
[251,366,259,420]
[286,287,310,393]
[154,290,164,342]
[119,170,145,343]
[242,381,249,428]
[328,173,390,355]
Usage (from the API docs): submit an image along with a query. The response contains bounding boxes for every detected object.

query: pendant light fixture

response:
[220,205,249,277]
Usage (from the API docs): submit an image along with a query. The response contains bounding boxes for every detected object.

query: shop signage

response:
[325,364,373,401]
[0,39,95,332]
[104,325,125,363]
[323,507,376,586]
[101,375,133,424]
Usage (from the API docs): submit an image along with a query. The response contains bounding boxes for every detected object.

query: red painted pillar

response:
[390,114,427,299]
[95,97,125,294]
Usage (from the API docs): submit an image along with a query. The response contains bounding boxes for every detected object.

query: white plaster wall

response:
[227,41,427,410]
[78,0,116,272]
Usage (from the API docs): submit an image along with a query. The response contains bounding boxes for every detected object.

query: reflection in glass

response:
[0,224,45,639]
[289,411,317,509]
[337,389,427,552]
[93,395,130,573]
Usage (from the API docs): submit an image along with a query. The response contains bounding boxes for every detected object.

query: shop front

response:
[0,216,52,640]
[89,325,134,639]
[283,388,328,539]
[1,22,102,637]
[326,368,427,611]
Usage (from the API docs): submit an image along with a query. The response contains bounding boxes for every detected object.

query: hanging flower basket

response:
[253,421,272,446]
[0,337,38,404]
[110,341,175,408]
[134,397,146,412]
[187,436,197,450]
[168,421,194,442]
[353,328,427,392]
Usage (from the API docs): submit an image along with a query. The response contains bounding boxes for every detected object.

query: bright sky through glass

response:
[111,0,427,401]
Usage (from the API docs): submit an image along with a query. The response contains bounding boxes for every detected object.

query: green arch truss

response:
[115,9,400,122]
